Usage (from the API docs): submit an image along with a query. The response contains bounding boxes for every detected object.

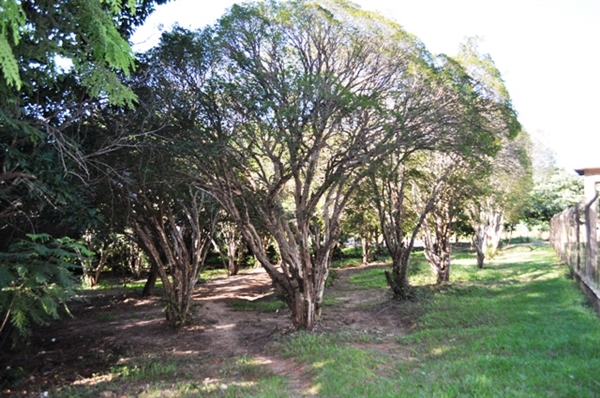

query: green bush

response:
[0,234,91,346]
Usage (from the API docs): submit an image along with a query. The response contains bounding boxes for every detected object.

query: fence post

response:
[551,167,600,316]
[584,192,599,282]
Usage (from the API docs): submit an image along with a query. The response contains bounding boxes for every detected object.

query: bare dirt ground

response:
[1,263,412,397]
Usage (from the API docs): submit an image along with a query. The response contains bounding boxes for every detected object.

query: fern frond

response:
[0,35,21,89]
[0,265,13,289]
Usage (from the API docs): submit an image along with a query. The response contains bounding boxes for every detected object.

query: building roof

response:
[575,167,600,176]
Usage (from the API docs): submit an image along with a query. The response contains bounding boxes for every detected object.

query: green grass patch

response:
[346,251,432,290]
[322,293,344,307]
[199,268,229,282]
[331,256,363,269]
[51,354,290,398]
[280,245,600,397]
[230,297,286,313]
[111,358,178,382]
[347,267,388,290]
[87,277,164,293]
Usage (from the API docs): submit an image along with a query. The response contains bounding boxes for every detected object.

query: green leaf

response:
[0,265,14,289]
[0,35,21,89]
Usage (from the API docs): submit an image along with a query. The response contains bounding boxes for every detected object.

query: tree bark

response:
[130,189,217,328]
[473,211,504,269]
[361,236,371,265]
[385,248,411,298]
[142,268,157,297]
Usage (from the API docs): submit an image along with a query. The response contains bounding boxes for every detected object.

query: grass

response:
[81,266,230,294]
[230,297,286,313]
[84,277,164,293]
[51,354,290,398]
[199,268,230,282]
[280,244,600,397]
[42,244,600,397]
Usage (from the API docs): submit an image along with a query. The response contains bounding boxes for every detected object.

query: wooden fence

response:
[549,194,600,315]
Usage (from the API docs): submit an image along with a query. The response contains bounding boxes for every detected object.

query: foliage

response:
[372,39,522,296]
[0,234,91,345]
[341,184,381,264]
[139,0,436,330]
[0,0,164,349]
[0,0,137,97]
[465,130,532,268]
[0,0,164,241]
[524,168,583,226]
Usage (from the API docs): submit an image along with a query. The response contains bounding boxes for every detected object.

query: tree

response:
[524,168,583,227]
[467,131,532,268]
[0,0,166,342]
[449,38,529,269]
[126,184,219,327]
[143,1,434,329]
[419,153,488,283]
[76,63,223,327]
[0,0,166,236]
[341,185,380,264]
[371,47,516,297]
[212,218,248,276]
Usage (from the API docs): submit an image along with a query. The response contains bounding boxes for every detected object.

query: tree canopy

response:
[0,0,166,343]
[0,0,541,335]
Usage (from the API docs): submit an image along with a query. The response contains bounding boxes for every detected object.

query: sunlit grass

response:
[347,267,389,290]
[83,277,165,293]
[51,354,290,398]
[281,244,600,397]
[199,268,229,282]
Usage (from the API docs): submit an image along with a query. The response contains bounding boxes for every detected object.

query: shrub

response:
[0,234,91,347]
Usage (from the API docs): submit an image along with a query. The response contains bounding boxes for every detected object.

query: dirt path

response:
[193,268,313,395]
[1,263,408,397]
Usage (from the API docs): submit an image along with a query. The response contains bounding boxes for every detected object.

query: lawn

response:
[280,244,600,397]
[4,243,599,397]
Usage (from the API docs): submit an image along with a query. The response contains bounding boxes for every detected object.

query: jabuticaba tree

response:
[418,153,488,284]
[467,131,532,268]
[138,1,524,327]
[367,47,518,298]
[140,0,435,330]
[448,39,530,269]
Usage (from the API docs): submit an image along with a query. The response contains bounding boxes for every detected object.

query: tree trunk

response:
[475,243,485,269]
[422,221,452,284]
[426,248,450,285]
[227,241,240,276]
[473,211,504,268]
[254,231,331,331]
[437,258,450,283]
[385,249,410,299]
[424,241,452,283]
[361,236,371,264]
[142,268,157,297]
[130,189,217,328]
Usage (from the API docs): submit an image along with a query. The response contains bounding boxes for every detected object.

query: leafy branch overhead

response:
[0,0,137,104]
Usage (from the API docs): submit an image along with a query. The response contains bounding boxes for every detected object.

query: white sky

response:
[131,0,600,171]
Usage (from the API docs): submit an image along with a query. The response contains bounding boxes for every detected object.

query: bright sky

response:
[131,0,600,171]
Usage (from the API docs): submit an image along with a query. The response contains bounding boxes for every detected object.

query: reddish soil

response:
[1,263,412,397]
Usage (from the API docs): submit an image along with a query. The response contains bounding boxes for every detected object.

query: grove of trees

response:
[4,0,580,342]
